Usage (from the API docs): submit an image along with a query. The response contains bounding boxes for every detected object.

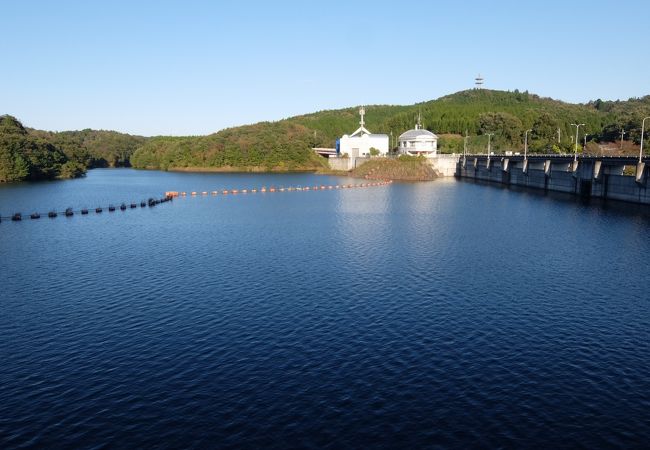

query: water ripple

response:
[1,170,650,448]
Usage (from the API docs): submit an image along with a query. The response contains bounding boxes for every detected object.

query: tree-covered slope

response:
[130,89,650,169]
[288,89,646,153]
[30,128,147,168]
[1,115,148,182]
[0,115,83,182]
[131,121,327,171]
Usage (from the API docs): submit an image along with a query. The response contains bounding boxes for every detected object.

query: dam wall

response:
[456,155,650,205]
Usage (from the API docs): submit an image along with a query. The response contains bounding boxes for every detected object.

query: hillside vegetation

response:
[0,115,80,182]
[130,89,650,170]
[0,114,145,182]
[30,128,146,168]
[3,89,650,182]
[287,89,650,154]
[131,122,327,172]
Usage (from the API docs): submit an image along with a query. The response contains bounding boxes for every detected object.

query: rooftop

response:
[399,128,438,140]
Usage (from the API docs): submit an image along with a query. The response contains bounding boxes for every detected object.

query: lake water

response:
[1,169,649,448]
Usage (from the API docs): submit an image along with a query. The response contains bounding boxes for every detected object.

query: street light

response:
[524,129,532,159]
[620,128,626,150]
[486,133,494,161]
[641,117,650,163]
[570,123,585,162]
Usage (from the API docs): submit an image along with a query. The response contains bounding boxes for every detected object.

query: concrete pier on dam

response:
[455,154,650,205]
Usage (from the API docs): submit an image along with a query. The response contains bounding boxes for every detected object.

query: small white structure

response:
[399,114,438,157]
[339,107,389,158]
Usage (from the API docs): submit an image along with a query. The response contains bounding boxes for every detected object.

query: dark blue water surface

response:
[1,169,649,449]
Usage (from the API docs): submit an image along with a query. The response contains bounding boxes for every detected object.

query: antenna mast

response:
[475,74,484,89]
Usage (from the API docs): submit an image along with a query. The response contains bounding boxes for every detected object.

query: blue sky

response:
[3,0,649,136]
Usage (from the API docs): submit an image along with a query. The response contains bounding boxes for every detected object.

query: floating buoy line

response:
[0,196,173,223]
[1,180,392,224]
[164,180,392,199]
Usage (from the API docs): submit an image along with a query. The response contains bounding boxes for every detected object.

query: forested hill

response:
[3,89,650,181]
[130,89,650,170]
[284,89,650,153]
[130,122,328,172]
[0,115,145,182]
[29,128,146,168]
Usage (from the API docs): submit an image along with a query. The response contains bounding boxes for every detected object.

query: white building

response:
[338,107,389,158]
[399,114,438,157]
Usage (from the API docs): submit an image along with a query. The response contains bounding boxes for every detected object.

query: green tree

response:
[530,112,559,152]
[478,112,523,146]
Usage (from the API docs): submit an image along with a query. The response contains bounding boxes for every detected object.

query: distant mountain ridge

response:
[3,89,650,181]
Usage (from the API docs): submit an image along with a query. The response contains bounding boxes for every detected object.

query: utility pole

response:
[464,132,469,158]
[620,128,626,149]
[557,127,561,143]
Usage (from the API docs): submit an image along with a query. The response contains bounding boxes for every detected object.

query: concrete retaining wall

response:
[328,157,371,171]
[427,155,460,177]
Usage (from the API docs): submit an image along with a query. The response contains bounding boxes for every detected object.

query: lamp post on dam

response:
[640,117,650,163]
[486,133,494,168]
[524,129,532,160]
[570,123,585,162]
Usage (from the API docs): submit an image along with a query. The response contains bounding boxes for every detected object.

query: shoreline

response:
[159,166,323,174]
[137,165,357,177]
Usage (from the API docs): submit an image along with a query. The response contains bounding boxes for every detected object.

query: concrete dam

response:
[455,155,650,205]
